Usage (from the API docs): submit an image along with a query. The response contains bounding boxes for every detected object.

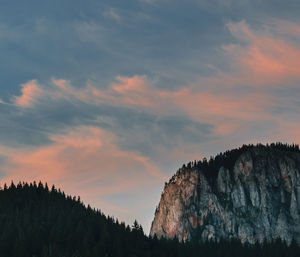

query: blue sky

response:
[0,0,300,233]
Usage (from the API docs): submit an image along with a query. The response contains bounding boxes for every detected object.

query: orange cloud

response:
[0,126,166,183]
[0,126,167,220]
[9,69,281,140]
[100,76,273,135]
[14,75,274,137]
[14,80,43,107]
[160,88,275,137]
[90,75,272,125]
[112,75,147,93]
[92,75,156,107]
[223,20,300,86]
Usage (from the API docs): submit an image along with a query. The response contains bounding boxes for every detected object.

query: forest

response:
[0,181,299,257]
[166,142,300,188]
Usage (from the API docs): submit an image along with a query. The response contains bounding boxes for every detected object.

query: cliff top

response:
[165,142,299,189]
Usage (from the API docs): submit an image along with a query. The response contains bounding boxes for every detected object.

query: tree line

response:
[165,142,300,188]
[0,181,299,257]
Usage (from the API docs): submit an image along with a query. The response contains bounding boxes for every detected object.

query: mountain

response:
[150,143,300,245]
[0,177,299,256]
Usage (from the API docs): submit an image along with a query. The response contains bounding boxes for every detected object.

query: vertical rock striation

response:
[150,144,300,245]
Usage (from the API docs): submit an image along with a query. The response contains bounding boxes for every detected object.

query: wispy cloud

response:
[0,125,166,222]
[103,8,122,22]
[10,75,274,138]
[1,125,166,181]
[220,20,300,87]
[90,76,274,137]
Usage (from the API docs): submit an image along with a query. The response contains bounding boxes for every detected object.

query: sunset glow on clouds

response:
[14,80,43,107]
[223,20,300,86]
[0,125,165,223]
[0,0,299,232]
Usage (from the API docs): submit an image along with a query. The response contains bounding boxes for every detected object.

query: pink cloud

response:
[94,76,274,136]
[91,75,272,124]
[223,20,300,87]
[12,74,273,135]
[32,75,275,136]
[44,75,298,145]
[9,64,287,140]
[92,75,156,107]
[0,125,167,224]
[112,75,147,93]
[0,126,166,184]
[14,80,43,107]
[95,76,273,135]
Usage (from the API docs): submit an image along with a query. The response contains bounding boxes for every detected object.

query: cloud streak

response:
[220,20,300,87]
[0,125,167,224]
[10,73,275,139]
[0,125,166,183]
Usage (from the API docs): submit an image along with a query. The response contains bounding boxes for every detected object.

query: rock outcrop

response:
[150,144,300,245]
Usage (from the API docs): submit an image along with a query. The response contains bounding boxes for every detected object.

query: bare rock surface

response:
[150,145,300,245]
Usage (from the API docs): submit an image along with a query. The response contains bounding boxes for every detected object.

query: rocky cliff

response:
[150,144,300,245]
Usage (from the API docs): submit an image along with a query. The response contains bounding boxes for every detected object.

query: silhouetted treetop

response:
[0,181,299,256]
[166,143,299,188]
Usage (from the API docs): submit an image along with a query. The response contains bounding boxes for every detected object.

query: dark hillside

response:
[0,180,299,256]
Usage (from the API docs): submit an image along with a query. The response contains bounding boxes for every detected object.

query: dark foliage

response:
[0,181,299,256]
[166,142,300,188]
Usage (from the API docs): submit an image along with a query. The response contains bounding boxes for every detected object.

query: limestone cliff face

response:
[150,145,300,245]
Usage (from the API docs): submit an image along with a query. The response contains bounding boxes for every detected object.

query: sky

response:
[0,0,300,233]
